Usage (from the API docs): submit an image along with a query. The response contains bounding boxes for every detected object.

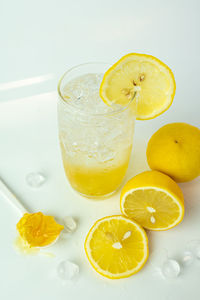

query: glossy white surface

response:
[0,0,200,299]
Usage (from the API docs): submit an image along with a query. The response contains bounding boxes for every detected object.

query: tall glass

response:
[57,63,136,198]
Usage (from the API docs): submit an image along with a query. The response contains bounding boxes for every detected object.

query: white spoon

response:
[0,177,60,247]
[0,177,28,215]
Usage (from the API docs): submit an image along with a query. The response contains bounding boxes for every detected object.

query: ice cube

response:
[186,240,200,259]
[161,259,180,279]
[95,147,116,162]
[57,260,79,281]
[26,172,46,187]
[180,251,194,267]
[63,216,77,233]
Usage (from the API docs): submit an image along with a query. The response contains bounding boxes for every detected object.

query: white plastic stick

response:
[0,178,28,215]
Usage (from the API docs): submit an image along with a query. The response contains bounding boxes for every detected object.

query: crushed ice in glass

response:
[63,216,77,233]
[62,73,122,114]
[95,148,116,162]
[26,172,46,187]
[161,259,180,279]
[57,260,79,281]
[59,73,134,165]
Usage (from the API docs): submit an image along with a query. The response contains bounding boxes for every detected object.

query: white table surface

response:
[0,0,200,299]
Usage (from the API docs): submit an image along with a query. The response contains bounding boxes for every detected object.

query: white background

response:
[0,0,200,299]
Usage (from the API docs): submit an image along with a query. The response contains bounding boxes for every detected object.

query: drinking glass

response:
[57,63,137,198]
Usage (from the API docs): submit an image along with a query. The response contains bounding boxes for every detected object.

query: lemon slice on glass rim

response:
[100,53,176,120]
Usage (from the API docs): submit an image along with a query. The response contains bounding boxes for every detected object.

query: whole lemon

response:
[146,123,200,182]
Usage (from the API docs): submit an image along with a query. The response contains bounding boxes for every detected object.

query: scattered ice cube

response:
[186,240,200,259]
[26,172,46,187]
[180,251,194,267]
[150,249,181,279]
[63,216,77,233]
[57,260,79,281]
[161,259,180,279]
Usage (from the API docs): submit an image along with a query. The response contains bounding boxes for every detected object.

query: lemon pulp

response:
[16,212,64,247]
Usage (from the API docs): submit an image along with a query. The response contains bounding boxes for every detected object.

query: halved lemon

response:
[120,171,184,231]
[84,215,148,279]
[100,53,176,120]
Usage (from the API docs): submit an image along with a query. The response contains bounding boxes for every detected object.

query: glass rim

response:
[57,62,137,117]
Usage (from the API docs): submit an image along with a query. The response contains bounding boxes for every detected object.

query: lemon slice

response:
[120,171,184,231]
[100,53,176,120]
[84,215,148,279]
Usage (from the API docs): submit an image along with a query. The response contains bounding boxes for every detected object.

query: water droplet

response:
[122,231,132,240]
[150,216,156,223]
[112,242,122,249]
[161,259,180,279]
[181,251,194,267]
[63,216,77,233]
[57,260,79,281]
[26,172,46,187]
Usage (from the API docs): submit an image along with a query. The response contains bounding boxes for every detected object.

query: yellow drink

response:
[61,141,132,196]
[57,64,136,198]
